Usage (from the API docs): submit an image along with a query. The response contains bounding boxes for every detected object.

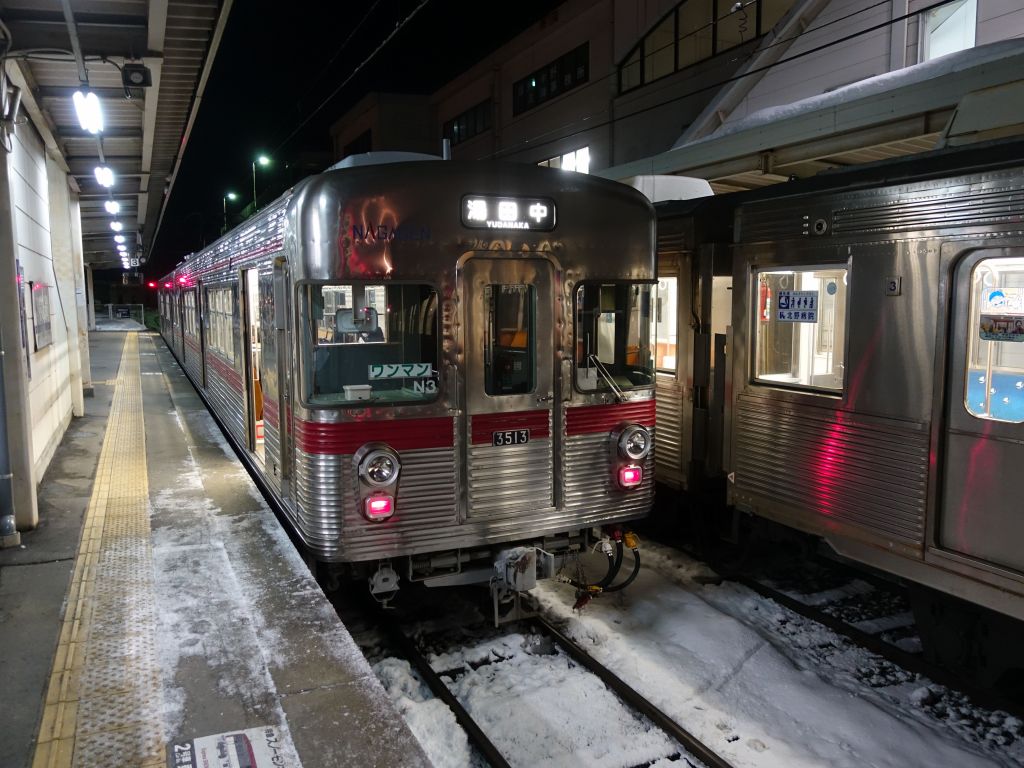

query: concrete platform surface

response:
[0,331,431,768]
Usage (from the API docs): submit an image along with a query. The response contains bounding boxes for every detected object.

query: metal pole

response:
[0,325,19,546]
[222,195,228,234]
[251,161,257,211]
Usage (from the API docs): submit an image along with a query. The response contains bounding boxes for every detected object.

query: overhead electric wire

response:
[271,0,432,156]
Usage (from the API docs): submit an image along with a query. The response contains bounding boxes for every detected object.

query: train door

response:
[653,255,687,488]
[462,257,558,518]
[242,268,265,465]
[939,247,1024,575]
[197,281,207,387]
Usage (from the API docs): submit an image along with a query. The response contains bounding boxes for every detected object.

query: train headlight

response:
[617,425,651,460]
[359,448,401,486]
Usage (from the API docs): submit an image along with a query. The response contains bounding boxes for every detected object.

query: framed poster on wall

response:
[30,281,52,351]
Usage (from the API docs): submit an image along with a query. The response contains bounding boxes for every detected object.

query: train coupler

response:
[490,547,555,626]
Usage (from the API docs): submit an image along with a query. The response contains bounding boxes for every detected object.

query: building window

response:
[513,43,589,116]
[538,146,590,174]
[753,266,848,393]
[920,0,976,62]
[443,100,492,146]
[621,0,796,94]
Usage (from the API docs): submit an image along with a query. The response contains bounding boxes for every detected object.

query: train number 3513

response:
[493,429,530,446]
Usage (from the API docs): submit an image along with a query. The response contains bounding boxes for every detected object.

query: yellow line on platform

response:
[32,334,166,768]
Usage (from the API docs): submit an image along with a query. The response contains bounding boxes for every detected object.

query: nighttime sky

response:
[146,0,565,276]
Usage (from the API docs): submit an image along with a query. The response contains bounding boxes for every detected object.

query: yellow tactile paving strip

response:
[33,334,166,768]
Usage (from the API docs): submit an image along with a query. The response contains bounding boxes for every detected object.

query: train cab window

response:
[303,283,439,406]
[484,285,535,396]
[754,267,848,393]
[965,257,1024,423]
[575,282,654,393]
[653,277,678,374]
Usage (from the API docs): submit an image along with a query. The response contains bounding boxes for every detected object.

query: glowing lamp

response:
[363,494,395,521]
[94,166,115,187]
[147,281,156,288]
[164,282,172,289]
[110,221,123,232]
[618,465,643,489]
[73,90,103,134]
[178,277,187,284]
[104,200,120,215]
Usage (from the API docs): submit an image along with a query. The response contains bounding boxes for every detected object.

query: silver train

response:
[158,154,657,606]
[653,138,1024,668]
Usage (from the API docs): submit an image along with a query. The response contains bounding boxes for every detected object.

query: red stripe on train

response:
[470,410,550,444]
[566,400,655,436]
[294,416,454,455]
[207,353,242,391]
[263,398,279,428]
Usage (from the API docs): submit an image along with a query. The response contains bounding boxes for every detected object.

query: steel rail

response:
[373,607,512,768]
[532,615,736,768]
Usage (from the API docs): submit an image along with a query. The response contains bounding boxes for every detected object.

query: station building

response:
[329,0,1024,188]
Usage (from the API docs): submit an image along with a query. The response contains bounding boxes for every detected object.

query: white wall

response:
[8,121,79,481]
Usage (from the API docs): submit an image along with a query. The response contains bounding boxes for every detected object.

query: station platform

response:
[0,331,430,768]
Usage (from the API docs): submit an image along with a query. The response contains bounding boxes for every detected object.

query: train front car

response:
[288,158,656,611]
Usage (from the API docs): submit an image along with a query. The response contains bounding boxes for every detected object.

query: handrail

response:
[587,354,626,402]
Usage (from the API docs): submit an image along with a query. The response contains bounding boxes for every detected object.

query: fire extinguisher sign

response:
[776,290,818,322]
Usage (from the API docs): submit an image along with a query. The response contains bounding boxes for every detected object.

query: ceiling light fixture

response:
[110,221,123,232]
[104,200,120,215]
[94,166,115,187]
[114,234,125,243]
[73,89,103,134]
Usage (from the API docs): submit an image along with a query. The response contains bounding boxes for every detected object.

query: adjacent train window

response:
[576,282,654,392]
[653,277,678,374]
[206,286,235,361]
[964,257,1024,423]
[753,267,848,393]
[484,285,535,396]
[303,283,439,406]
[183,290,198,337]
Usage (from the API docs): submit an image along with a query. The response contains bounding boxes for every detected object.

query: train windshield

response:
[965,256,1024,422]
[301,283,439,406]
[575,282,654,392]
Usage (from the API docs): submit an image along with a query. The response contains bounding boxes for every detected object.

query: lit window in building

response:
[514,43,589,116]
[921,0,976,62]
[538,147,590,174]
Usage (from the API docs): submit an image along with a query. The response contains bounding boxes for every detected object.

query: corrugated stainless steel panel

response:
[564,432,655,518]
[468,439,554,517]
[205,366,246,449]
[655,377,684,485]
[832,184,1024,235]
[292,446,458,558]
[732,393,928,546]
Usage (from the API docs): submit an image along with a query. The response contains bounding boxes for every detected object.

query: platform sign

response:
[776,290,818,322]
[171,725,298,768]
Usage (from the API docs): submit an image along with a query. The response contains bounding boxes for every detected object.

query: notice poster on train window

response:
[980,314,1024,342]
[171,725,299,768]
[775,290,818,322]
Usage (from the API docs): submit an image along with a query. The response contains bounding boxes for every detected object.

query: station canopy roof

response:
[599,40,1024,195]
[3,0,233,269]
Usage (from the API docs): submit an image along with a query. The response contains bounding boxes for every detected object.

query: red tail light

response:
[618,465,642,488]
[364,494,395,521]
[147,281,156,288]
[164,282,172,288]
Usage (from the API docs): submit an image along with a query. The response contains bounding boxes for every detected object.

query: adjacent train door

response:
[462,257,558,518]
[242,268,265,465]
[940,247,1024,575]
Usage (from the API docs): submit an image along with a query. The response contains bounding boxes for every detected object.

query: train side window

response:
[653,277,678,375]
[575,282,654,392]
[753,267,847,393]
[964,257,1024,423]
[302,283,439,406]
[484,284,535,396]
[205,286,235,361]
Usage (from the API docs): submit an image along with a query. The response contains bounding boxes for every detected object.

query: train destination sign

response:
[776,290,818,322]
[462,195,556,231]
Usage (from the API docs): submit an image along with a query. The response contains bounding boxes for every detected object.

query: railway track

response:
[348,594,736,768]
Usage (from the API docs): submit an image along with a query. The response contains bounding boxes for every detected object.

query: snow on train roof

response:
[326,151,442,171]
